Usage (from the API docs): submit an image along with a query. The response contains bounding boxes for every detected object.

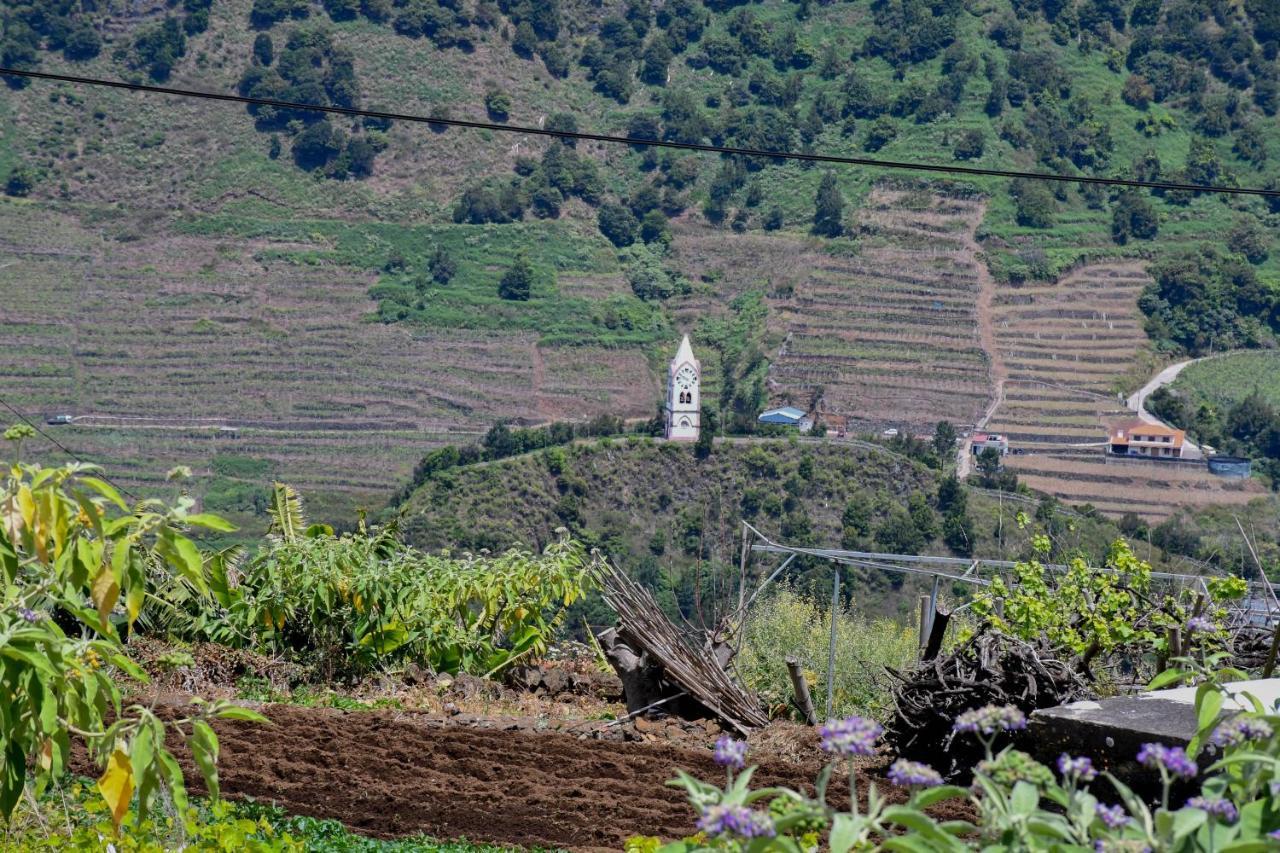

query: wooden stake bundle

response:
[596,560,769,734]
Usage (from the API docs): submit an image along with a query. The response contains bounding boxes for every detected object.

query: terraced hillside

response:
[0,201,654,524]
[1006,454,1262,524]
[984,261,1265,522]
[987,262,1150,449]
[4,0,1280,534]
[768,189,991,431]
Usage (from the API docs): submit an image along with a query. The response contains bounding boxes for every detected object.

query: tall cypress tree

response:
[812,171,844,237]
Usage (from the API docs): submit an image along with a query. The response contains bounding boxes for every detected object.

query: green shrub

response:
[736,585,916,719]
[0,451,258,831]
[200,489,600,678]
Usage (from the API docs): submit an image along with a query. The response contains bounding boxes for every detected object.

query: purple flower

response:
[819,716,883,757]
[1186,796,1238,823]
[17,608,37,623]
[1057,754,1097,782]
[1269,829,1280,840]
[1185,616,1215,634]
[713,736,748,770]
[1136,743,1197,779]
[886,759,943,788]
[697,804,775,839]
[1095,803,1130,829]
[953,705,1027,736]
[1210,716,1273,748]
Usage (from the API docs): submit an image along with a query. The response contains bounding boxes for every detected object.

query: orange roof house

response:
[1109,421,1185,459]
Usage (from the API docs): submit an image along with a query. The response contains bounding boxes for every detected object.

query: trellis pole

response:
[826,563,840,721]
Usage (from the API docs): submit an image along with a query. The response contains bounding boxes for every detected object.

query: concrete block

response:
[1027,679,1280,794]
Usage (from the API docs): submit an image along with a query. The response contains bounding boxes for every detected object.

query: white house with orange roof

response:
[1109,420,1186,459]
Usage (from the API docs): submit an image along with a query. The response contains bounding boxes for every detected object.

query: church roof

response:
[670,334,698,372]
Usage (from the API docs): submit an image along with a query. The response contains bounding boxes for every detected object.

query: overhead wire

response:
[0,396,142,502]
[3,66,1280,198]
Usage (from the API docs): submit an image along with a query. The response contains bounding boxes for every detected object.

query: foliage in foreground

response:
[163,484,600,680]
[11,779,535,852]
[0,448,264,831]
[735,586,916,720]
[654,661,1280,852]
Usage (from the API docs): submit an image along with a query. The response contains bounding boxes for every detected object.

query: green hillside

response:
[1148,349,1280,482]
[1174,351,1280,409]
[3,0,1280,530]
[394,435,1142,621]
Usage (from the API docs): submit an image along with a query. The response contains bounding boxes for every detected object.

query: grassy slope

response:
[1172,351,1280,409]
[4,0,1280,534]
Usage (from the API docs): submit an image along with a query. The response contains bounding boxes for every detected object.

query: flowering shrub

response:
[0,452,262,833]
[657,677,1280,851]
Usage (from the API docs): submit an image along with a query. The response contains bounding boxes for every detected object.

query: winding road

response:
[957,353,1226,472]
[1126,357,1202,425]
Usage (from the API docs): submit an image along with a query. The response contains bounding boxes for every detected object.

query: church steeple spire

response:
[673,334,696,372]
[665,335,700,442]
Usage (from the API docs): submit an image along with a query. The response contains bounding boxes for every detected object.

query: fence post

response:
[918,593,932,660]
[826,565,840,721]
[787,657,818,725]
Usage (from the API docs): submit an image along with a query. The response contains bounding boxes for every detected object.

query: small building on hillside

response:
[1207,455,1252,478]
[1109,421,1185,459]
[970,432,1010,456]
[758,406,812,431]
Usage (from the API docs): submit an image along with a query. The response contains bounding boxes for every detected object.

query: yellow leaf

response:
[38,739,52,771]
[96,748,134,832]
[92,568,120,627]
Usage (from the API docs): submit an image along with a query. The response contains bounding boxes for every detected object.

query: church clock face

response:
[676,366,697,392]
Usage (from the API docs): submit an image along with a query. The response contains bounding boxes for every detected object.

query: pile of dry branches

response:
[596,560,769,734]
[885,628,1090,778]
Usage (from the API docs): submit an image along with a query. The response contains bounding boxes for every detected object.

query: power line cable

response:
[3,66,1279,198]
[0,396,141,502]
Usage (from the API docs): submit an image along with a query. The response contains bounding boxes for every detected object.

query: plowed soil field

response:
[100,704,958,851]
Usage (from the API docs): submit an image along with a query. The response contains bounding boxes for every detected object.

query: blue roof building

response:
[758,406,808,426]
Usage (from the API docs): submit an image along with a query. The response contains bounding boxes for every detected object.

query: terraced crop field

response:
[766,189,992,432]
[986,262,1150,450]
[0,202,655,527]
[1003,453,1263,524]
[984,262,1265,522]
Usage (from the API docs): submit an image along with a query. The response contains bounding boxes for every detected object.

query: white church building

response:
[664,335,700,442]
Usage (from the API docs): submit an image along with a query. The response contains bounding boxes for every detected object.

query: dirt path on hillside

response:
[530,342,554,422]
[956,202,1005,477]
[82,705,964,851]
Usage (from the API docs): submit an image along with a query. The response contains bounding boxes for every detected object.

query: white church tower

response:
[665,335,700,442]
